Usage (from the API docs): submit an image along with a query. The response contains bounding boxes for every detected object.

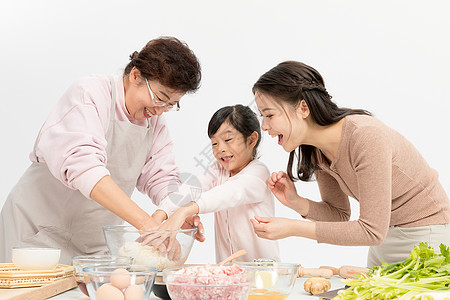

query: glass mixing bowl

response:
[235,261,300,299]
[163,264,253,300]
[83,265,157,300]
[72,255,133,296]
[103,225,197,271]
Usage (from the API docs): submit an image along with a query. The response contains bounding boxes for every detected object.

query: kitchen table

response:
[48,276,346,299]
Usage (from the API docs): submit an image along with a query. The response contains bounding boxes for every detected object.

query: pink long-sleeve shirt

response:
[305,115,450,246]
[195,159,280,263]
[31,74,179,214]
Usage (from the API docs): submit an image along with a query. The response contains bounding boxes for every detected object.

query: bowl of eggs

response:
[83,265,157,300]
[72,255,133,296]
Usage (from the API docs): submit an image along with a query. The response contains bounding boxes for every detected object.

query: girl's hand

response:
[152,209,168,225]
[250,216,295,240]
[159,209,190,232]
[159,202,200,251]
[160,202,199,232]
[138,209,187,261]
[139,215,160,231]
[182,215,206,242]
[268,171,305,213]
[136,222,182,261]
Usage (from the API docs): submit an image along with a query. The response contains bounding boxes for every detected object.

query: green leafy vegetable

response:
[334,243,450,300]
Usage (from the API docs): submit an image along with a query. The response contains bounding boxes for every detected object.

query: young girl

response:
[159,104,280,263]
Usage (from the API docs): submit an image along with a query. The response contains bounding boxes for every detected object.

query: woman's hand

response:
[250,216,296,240]
[268,171,308,215]
[250,216,317,240]
[137,208,192,261]
[90,175,160,230]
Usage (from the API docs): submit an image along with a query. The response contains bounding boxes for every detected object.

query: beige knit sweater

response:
[305,115,450,246]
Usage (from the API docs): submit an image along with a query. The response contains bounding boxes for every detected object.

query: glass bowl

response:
[72,255,133,296]
[163,264,253,300]
[83,265,157,300]
[153,264,198,300]
[235,262,300,299]
[103,225,197,271]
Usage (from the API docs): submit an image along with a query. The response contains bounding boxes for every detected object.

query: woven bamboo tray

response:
[0,264,74,288]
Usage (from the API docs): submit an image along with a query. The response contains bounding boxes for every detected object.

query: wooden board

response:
[0,276,76,300]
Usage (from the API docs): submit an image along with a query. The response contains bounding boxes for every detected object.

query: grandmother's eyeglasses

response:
[145,78,180,111]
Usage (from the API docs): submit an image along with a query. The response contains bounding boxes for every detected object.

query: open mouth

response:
[144,107,153,118]
[221,156,233,163]
[278,134,284,145]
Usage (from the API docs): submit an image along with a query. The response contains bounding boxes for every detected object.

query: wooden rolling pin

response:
[298,266,333,278]
[320,265,369,279]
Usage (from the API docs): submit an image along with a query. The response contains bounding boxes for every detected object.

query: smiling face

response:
[255,91,309,152]
[123,67,185,120]
[210,121,257,177]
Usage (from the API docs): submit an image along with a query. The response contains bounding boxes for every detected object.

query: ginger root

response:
[304,277,331,295]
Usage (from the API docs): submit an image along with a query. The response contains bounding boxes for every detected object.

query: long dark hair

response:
[124,36,201,93]
[208,104,262,159]
[252,61,371,182]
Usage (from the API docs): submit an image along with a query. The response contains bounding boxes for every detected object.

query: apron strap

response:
[31,123,46,161]
[109,76,117,121]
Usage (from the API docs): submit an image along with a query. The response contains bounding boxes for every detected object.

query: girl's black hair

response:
[208,104,261,159]
[253,61,371,181]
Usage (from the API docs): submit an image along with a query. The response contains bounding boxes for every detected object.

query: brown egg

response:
[95,283,124,300]
[110,268,131,290]
[124,284,145,300]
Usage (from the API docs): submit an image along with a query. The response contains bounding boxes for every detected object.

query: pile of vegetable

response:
[335,242,450,300]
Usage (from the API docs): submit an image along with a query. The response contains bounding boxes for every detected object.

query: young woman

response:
[251,61,450,267]
[160,105,280,263]
[0,37,202,264]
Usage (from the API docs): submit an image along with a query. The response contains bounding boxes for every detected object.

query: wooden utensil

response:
[298,266,333,278]
[320,265,369,278]
[218,249,247,266]
[319,265,339,276]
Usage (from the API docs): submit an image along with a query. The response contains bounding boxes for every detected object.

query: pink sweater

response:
[31,75,179,215]
[195,159,280,262]
[305,115,450,246]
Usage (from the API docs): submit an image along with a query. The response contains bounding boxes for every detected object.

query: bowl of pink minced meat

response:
[163,264,253,300]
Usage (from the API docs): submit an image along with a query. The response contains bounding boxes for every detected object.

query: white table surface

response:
[49,276,346,299]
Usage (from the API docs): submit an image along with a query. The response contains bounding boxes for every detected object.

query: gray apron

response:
[0,77,153,264]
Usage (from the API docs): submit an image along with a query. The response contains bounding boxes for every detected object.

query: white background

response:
[1,0,449,269]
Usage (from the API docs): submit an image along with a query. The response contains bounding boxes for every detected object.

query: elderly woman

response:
[0,36,202,264]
